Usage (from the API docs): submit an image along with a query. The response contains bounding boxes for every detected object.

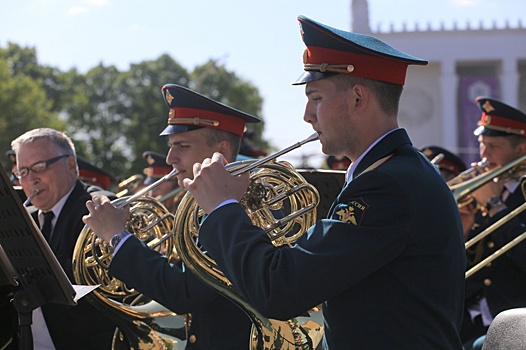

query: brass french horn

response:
[73,170,188,350]
[173,133,325,349]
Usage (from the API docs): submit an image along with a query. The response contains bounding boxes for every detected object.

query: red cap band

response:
[168,107,246,136]
[306,46,410,85]
[479,112,526,135]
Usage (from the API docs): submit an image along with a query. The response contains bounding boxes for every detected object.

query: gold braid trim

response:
[304,63,355,74]
[477,122,525,136]
[168,117,219,127]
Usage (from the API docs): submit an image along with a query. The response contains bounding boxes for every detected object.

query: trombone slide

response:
[466,230,526,279]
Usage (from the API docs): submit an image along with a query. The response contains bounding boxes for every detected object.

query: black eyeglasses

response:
[14,155,70,179]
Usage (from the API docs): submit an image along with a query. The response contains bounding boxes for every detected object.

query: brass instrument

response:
[174,133,325,349]
[115,174,145,197]
[23,188,39,207]
[156,186,186,213]
[447,158,488,187]
[73,169,188,349]
[430,153,444,165]
[450,154,526,279]
[448,158,489,208]
[450,155,526,204]
[465,201,526,278]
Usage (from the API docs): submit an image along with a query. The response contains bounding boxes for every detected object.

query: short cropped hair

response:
[202,128,242,162]
[506,134,526,148]
[331,75,404,116]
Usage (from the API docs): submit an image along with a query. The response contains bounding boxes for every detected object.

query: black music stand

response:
[0,163,76,350]
[298,169,346,220]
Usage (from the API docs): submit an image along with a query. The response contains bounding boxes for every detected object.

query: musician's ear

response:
[217,141,231,161]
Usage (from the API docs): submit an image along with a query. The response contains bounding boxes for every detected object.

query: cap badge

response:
[165,90,174,105]
[147,155,155,165]
[482,100,495,113]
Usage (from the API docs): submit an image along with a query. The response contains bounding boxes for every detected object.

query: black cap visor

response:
[159,124,203,136]
[293,71,338,85]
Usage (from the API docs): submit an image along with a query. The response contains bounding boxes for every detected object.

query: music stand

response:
[298,169,346,220]
[0,163,76,350]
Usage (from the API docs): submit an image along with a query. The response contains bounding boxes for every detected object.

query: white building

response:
[351,0,526,165]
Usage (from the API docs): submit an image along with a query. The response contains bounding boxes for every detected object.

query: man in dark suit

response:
[11,128,119,350]
[182,16,466,349]
[82,84,260,349]
[459,98,526,349]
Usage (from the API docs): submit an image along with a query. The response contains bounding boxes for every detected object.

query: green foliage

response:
[113,54,191,175]
[191,59,268,151]
[0,43,268,181]
[0,48,65,172]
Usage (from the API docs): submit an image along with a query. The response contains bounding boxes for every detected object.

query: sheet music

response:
[73,284,99,303]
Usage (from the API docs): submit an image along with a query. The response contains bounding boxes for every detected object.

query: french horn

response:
[173,133,325,349]
[73,170,188,349]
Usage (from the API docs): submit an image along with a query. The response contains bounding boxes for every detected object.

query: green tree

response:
[1,43,76,113]
[191,59,268,151]
[0,55,65,172]
[64,63,129,177]
[114,54,191,175]
[1,43,270,179]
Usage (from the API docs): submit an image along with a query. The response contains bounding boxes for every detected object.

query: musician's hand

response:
[470,179,504,207]
[458,200,479,240]
[83,195,130,242]
[468,160,504,206]
[183,152,251,214]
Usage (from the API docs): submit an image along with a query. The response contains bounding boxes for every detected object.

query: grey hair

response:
[11,128,77,160]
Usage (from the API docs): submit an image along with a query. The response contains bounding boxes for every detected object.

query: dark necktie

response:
[41,211,54,241]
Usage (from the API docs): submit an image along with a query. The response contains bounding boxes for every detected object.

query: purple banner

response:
[458,76,500,166]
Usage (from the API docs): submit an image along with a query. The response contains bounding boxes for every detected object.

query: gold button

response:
[487,241,495,249]
[189,335,196,343]
[484,279,492,286]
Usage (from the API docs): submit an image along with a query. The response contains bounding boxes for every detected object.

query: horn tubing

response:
[118,169,179,208]
[231,132,319,176]
[157,186,185,203]
[466,230,526,279]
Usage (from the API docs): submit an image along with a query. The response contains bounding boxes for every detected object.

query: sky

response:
[1,0,525,168]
